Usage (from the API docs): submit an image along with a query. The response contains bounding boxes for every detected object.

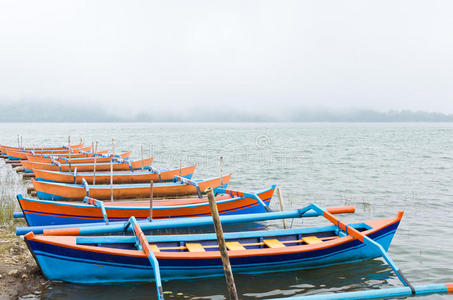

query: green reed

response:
[0,162,27,230]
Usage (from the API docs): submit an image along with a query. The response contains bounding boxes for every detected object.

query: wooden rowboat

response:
[17,186,275,226]
[32,174,231,200]
[25,152,131,164]
[0,144,84,152]
[5,146,92,160]
[21,158,154,173]
[23,208,402,285]
[28,150,110,159]
[33,165,196,184]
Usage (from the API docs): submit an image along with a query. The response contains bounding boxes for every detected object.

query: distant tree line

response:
[1,101,453,122]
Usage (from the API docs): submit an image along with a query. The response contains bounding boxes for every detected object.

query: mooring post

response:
[219,156,224,186]
[149,180,154,221]
[110,139,114,201]
[179,160,182,176]
[277,187,287,229]
[141,144,144,170]
[68,136,71,162]
[206,188,239,300]
[93,141,98,185]
[17,134,20,148]
[20,135,23,148]
[110,160,114,202]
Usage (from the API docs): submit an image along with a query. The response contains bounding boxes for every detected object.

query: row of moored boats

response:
[1,143,451,300]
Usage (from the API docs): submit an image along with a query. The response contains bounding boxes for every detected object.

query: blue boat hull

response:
[26,221,399,284]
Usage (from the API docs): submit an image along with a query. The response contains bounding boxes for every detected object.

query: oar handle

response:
[323,210,364,242]
[325,206,355,215]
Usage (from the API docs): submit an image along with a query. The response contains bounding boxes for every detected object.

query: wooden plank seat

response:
[263,239,285,248]
[186,243,206,252]
[146,235,339,252]
[302,236,323,244]
[226,241,246,251]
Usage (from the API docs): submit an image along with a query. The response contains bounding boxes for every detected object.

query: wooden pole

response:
[277,187,287,229]
[93,141,98,185]
[68,136,72,171]
[20,135,23,148]
[111,139,115,201]
[206,188,239,300]
[110,159,114,202]
[68,136,71,162]
[80,137,82,145]
[17,134,20,148]
[141,144,144,170]
[149,181,154,220]
[219,156,224,186]
[179,160,182,176]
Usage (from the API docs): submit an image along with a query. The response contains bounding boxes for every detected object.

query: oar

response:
[125,217,164,300]
[310,204,413,291]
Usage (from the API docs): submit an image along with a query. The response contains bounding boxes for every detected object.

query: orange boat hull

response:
[25,152,131,164]
[33,165,197,184]
[33,174,231,200]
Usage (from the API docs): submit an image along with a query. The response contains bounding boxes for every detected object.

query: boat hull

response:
[18,186,274,225]
[25,218,400,283]
[25,152,130,164]
[22,158,153,173]
[33,174,232,200]
[33,165,196,184]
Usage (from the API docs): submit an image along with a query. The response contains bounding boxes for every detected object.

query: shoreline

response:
[0,228,47,300]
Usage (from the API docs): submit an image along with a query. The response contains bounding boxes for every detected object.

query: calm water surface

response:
[1,122,452,299]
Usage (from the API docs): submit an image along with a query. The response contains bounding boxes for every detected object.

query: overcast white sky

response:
[0,0,452,114]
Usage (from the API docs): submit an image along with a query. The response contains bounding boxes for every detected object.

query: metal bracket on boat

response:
[149,166,162,182]
[81,178,90,197]
[126,159,134,172]
[173,175,202,198]
[51,159,62,172]
[73,168,78,184]
[215,188,272,212]
[83,197,109,225]
[125,216,164,300]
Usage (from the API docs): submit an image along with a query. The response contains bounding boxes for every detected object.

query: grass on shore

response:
[0,162,27,232]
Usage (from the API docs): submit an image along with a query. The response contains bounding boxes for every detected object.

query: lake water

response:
[1,122,452,299]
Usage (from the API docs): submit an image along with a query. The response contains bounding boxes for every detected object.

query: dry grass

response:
[0,161,27,231]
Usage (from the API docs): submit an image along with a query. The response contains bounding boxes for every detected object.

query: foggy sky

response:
[0,0,452,115]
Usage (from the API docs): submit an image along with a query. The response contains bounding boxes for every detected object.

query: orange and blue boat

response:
[20,205,453,300]
[0,143,84,153]
[25,152,131,164]
[21,157,154,173]
[33,174,232,200]
[5,146,92,160]
[22,204,401,287]
[16,186,275,225]
[32,165,197,184]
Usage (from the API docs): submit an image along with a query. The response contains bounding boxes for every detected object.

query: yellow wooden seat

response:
[263,239,285,248]
[226,241,246,251]
[149,244,160,252]
[302,236,322,245]
[186,243,206,252]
